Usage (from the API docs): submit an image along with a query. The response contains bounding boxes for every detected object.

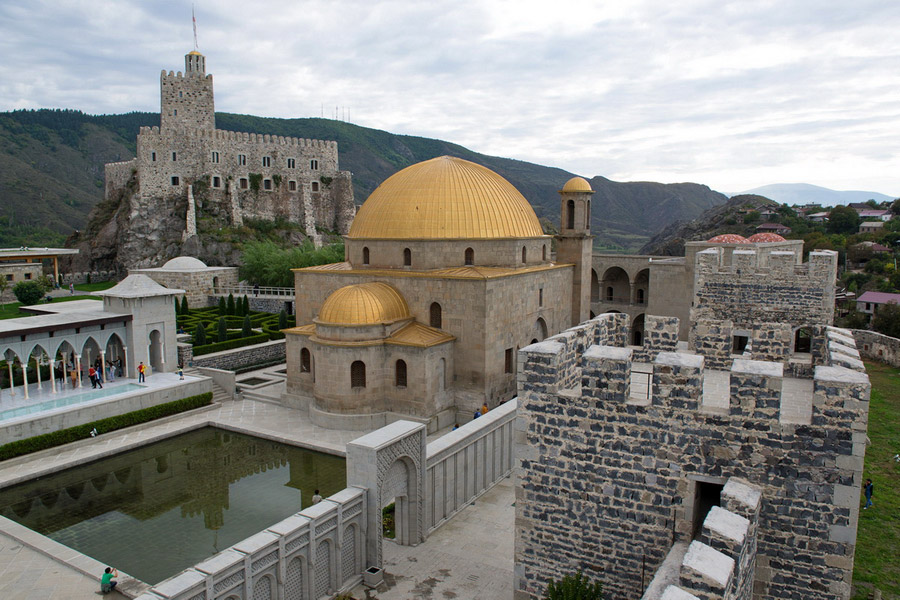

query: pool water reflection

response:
[0,427,345,584]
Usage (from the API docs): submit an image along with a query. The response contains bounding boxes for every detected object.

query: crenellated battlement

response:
[515,313,870,600]
[161,69,213,81]
[138,125,339,151]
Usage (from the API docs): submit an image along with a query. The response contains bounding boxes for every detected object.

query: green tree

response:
[227,293,235,316]
[181,296,189,315]
[240,240,345,287]
[890,198,900,216]
[838,308,869,329]
[543,572,603,600]
[217,317,228,342]
[194,324,207,345]
[241,315,252,337]
[12,281,45,305]
[242,295,250,315]
[873,302,900,338]
[0,276,10,298]
[744,210,761,224]
[174,297,180,315]
[278,308,288,330]
[827,205,861,235]
[218,297,226,315]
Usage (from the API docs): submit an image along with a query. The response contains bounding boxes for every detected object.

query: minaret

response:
[159,50,215,132]
[556,177,594,326]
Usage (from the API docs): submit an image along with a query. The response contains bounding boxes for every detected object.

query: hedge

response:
[0,391,213,462]
[192,333,271,356]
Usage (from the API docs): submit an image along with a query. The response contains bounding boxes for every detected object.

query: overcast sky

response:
[1,0,899,196]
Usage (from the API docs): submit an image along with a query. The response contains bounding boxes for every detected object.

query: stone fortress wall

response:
[692,247,838,329]
[514,311,869,600]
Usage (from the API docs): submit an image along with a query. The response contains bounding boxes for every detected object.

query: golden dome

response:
[318,282,410,325]
[561,176,593,193]
[188,50,203,56]
[348,156,544,239]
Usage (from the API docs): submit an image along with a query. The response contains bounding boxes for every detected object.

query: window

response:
[239,178,249,190]
[403,248,411,266]
[212,176,221,188]
[5,274,12,282]
[287,158,296,169]
[606,286,613,301]
[311,181,320,192]
[539,288,543,307]
[179,91,183,98]
[310,159,319,170]
[238,154,247,166]
[262,156,271,167]
[263,178,272,190]
[732,335,749,354]
[522,246,527,264]
[173,109,177,116]
[351,361,366,388]
[395,360,407,387]
[542,245,547,261]
[300,348,311,373]
[465,247,474,265]
[211,151,220,163]
[289,180,297,191]
[505,348,514,373]
[171,176,180,186]
[172,152,177,161]
[24,273,31,280]
[567,200,575,229]
[637,289,645,304]
[151,151,156,162]
[430,302,442,329]
[362,247,370,265]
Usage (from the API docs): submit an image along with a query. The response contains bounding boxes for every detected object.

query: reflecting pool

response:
[0,383,146,422]
[0,427,346,584]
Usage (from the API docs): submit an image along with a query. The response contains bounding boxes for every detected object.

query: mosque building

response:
[283,156,594,431]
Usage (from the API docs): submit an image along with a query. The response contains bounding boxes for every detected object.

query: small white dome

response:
[162,256,208,270]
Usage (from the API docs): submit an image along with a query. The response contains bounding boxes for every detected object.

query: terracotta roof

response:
[707,234,748,244]
[747,233,786,243]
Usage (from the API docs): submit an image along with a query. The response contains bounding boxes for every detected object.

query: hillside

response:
[640,194,780,256]
[737,183,895,207]
[0,109,728,254]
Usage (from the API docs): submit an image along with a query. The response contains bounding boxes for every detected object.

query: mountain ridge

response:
[735,183,895,207]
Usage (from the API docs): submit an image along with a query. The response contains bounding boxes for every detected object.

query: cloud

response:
[0,0,898,196]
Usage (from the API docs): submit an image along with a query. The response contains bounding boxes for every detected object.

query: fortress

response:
[104,51,355,269]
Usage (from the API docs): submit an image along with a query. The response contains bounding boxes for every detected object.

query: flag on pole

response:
[192,5,199,51]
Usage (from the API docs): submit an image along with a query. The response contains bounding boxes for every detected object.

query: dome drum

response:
[313,319,412,343]
[346,237,551,271]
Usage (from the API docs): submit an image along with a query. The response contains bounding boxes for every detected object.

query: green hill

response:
[0,109,728,252]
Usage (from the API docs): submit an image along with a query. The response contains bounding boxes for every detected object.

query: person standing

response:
[69,282,74,295]
[88,366,97,389]
[137,362,146,383]
[864,478,874,509]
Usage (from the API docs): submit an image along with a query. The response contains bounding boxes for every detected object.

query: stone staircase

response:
[183,367,233,403]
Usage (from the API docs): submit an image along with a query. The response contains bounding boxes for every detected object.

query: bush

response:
[0,392,213,461]
[873,303,900,338]
[543,572,603,600]
[12,281,46,305]
[181,296,189,314]
[279,308,288,330]
[227,293,235,315]
[218,297,226,314]
[217,316,228,342]
[192,333,270,356]
[242,315,252,337]
[194,323,207,345]
[243,295,250,315]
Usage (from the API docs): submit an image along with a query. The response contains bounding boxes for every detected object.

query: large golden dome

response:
[348,156,544,239]
[318,282,411,325]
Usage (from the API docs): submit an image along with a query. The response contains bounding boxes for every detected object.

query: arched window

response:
[351,361,366,388]
[395,360,407,387]
[430,302,442,329]
[542,245,547,261]
[586,200,591,228]
[521,246,527,264]
[465,247,474,266]
[362,247,370,265]
[403,248,411,266]
[606,286,613,301]
[637,289,645,304]
[300,348,311,373]
[567,200,575,229]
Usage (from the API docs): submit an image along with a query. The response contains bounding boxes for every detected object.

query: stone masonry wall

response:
[190,340,285,371]
[692,248,838,331]
[852,329,900,368]
[515,315,870,600]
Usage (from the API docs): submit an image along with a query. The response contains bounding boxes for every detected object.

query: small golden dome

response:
[561,177,593,193]
[318,282,410,325]
[188,50,203,56]
[348,156,544,240]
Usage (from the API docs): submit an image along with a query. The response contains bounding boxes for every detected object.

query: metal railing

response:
[593,295,647,306]
[213,285,295,298]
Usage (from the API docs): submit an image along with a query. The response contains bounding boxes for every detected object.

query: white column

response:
[22,362,29,400]
[76,354,83,388]
[50,358,57,394]
[122,346,129,379]
[34,356,41,393]
[7,361,14,398]
[100,350,107,384]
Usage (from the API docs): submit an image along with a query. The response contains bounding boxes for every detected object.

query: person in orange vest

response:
[481,402,489,416]
[138,362,146,383]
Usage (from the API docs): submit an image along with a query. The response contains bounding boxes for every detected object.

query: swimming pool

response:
[0,427,346,584]
[0,383,146,422]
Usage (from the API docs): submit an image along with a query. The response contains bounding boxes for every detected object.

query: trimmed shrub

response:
[181,296,189,314]
[12,281,45,305]
[194,323,207,345]
[242,295,250,315]
[0,392,213,461]
[217,316,228,342]
[192,333,270,356]
[242,315,252,337]
[226,293,235,316]
[279,308,288,330]
[218,297,226,314]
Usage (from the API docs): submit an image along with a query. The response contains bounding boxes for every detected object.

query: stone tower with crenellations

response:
[103,50,356,269]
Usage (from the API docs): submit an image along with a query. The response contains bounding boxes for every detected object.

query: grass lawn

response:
[0,295,100,320]
[74,280,117,292]
[852,361,900,599]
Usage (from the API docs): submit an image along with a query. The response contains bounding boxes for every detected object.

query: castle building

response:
[104,51,356,268]
[514,246,865,600]
[283,157,594,430]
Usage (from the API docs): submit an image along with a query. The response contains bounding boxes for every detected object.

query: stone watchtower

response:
[555,177,594,326]
[160,51,214,131]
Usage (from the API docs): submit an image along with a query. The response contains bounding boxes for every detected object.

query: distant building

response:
[806,211,829,222]
[855,208,891,221]
[755,222,791,235]
[859,221,885,234]
[856,290,900,315]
